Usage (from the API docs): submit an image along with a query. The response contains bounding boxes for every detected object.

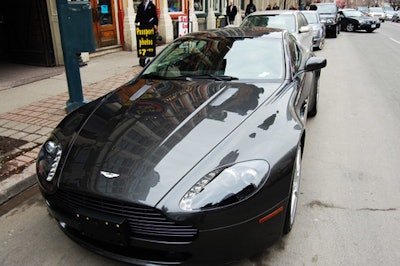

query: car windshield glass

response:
[316,4,336,14]
[369,7,383,12]
[143,36,284,80]
[358,7,369,12]
[343,10,363,17]
[303,12,318,24]
[241,14,296,32]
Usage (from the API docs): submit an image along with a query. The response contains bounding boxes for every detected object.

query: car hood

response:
[58,78,281,206]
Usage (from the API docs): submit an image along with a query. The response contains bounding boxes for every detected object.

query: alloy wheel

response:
[346,23,355,32]
[289,144,302,227]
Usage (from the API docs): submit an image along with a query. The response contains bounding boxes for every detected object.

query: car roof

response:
[247,10,300,16]
[315,2,336,5]
[301,10,318,14]
[184,27,286,40]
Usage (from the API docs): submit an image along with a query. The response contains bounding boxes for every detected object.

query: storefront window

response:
[168,0,182,12]
[214,0,220,12]
[99,0,112,25]
[133,0,141,12]
[194,0,204,12]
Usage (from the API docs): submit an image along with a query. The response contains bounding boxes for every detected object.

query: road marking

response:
[390,38,400,45]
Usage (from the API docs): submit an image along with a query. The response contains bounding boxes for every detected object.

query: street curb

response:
[0,163,37,205]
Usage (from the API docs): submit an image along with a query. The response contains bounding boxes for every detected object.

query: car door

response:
[286,34,312,121]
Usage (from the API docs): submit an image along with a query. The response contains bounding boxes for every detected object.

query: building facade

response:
[5,0,394,68]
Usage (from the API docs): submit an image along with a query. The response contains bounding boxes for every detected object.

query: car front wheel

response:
[346,23,355,32]
[283,143,302,234]
[331,27,337,38]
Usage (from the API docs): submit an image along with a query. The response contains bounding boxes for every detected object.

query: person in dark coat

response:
[135,0,158,31]
[226,1,238,24]
[245,0,256,16]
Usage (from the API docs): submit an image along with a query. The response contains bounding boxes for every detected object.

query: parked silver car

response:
[369,7,386,22]
[302,10,326,50]
[240,10,314,52]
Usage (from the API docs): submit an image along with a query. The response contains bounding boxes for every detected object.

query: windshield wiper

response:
[141,73,170,80]
[182,74,239,81]
[142,73,239,81]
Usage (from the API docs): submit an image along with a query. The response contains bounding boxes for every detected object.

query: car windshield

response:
[383,6,394,11]
[241,14,296,33]
[316,4,337,14]
[343,10,363,17]
[303,12,318,24]
[369,7,383,12]
[143,36,284,80]
[358,7,369,12]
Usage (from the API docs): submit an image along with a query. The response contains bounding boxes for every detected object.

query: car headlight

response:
[37,139,62,183]
[326,18,335,24]
[180,160,270,211]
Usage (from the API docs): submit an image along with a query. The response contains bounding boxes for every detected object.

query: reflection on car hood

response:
[59,78,281,206]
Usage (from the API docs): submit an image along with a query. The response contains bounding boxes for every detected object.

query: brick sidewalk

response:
[0,66,142,190]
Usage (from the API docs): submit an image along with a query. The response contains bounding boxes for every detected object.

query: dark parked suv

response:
[314,3,340,38]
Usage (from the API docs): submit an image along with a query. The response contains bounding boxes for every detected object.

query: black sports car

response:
[339,9,380,33]
[36,27,326,265]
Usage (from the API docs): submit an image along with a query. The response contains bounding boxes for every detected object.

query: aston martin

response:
[36,27,326,265]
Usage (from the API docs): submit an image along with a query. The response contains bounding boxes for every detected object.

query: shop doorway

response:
[0,0,55,66]
[90,0,118,48]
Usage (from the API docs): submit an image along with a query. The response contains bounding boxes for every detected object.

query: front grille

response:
[48,189,198,242]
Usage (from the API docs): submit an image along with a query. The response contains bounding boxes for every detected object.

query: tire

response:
[308,71,320,117]
[283,143,302,234]
[346,23,355,32]
[318,38,324,50]
[366,29,374,33]
[331,26,337,38]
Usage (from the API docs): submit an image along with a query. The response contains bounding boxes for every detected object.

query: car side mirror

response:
[293,57,327,80]
[304,57,327,72]
[299,26,310,33]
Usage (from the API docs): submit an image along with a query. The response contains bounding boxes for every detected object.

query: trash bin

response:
[217,16,227,28]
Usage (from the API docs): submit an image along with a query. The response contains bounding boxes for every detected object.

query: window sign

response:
[168,0,182,12]
[99,0,112,25]
[100,5,109,14]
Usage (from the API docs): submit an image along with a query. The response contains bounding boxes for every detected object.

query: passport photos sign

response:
[136,25,156,57]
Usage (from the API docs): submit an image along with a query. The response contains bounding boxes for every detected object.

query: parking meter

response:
[56,0,96,112]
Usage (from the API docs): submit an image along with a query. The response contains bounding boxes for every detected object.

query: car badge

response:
[100,171,120,179]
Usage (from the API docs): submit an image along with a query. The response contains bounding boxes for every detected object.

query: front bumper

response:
[358,22,380,30]
[313,36,324,48]
[44,190,288,265]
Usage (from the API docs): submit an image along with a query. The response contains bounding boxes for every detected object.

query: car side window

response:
[297,13,309,28]
[287,35,302,72]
